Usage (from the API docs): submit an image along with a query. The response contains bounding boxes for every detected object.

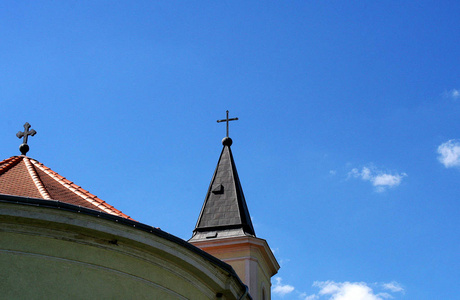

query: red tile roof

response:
[0,155,132,220]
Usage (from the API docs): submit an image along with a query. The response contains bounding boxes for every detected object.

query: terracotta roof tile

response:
[0,158,42,199]
[0,156,21,174]
[0,155,133,220]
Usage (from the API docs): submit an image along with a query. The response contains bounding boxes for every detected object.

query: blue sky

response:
[1,1,459,299]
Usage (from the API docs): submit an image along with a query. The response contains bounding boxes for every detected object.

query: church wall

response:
[222,252,273,300]
[0,202,249,300]
[191,237,278,300]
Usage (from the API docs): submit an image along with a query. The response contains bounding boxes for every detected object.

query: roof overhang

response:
[0,193,251,299]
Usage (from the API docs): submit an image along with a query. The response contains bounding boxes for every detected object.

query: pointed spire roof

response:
[0,155,132,220]
[190,137,255,241]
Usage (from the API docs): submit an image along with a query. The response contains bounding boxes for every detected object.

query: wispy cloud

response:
[443,89,460,100]
[437,139,460,168]
[382,281,404,293]
[348,166,407,192]
[272,277,295,296]
[302,281,404,300]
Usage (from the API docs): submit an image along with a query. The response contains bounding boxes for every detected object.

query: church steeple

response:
[189,112,279,299]
[190,136,255,241]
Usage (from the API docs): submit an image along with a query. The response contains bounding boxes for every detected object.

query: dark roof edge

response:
[0,193,250,296]
[193,224,255,235]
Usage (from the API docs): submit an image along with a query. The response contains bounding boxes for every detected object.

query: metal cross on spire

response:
[16,122,37,155]
[217,110,238,138]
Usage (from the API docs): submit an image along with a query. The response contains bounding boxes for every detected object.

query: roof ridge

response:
[0,156,22,175]
[23,157,52,199]
[28,158,131,219]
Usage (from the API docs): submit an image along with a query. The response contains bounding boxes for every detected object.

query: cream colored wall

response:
[0,202,249,300]
[1,230,200,299]
[190,237,279,300]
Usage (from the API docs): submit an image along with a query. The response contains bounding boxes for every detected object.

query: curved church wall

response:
[0,198,249,300]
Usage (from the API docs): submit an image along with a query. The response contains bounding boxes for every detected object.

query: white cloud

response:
[382,281,404,293]
[444,89,460,100]
[437,139,460,168]
[315,281,381,300]
[349,166,407,192]
[272,277,295,296]
[307,281,404,300]
[373,173,405,187]
[453,89,460,99]
[377,292,393,299]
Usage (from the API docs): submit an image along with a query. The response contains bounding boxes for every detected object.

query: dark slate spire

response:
[190,137,256,241]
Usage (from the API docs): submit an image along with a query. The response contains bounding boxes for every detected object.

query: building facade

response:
[0,124,278,299]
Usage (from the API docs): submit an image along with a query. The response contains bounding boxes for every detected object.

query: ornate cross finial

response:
[217,110,238,138]
[16,122,37,155]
